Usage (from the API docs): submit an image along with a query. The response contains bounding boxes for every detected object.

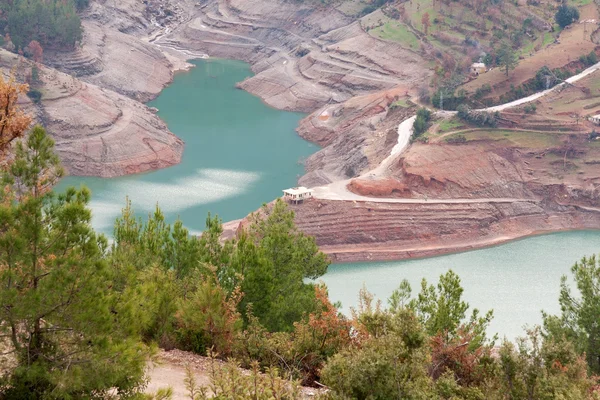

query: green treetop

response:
[0,126,150,398]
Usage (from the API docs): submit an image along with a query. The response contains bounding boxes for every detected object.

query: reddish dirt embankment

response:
[290,198,600,263]
[3,50,184,178]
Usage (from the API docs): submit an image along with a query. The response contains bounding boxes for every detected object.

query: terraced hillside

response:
[291,197,600,262]
[153,0,432,112]
[3,50,183,177]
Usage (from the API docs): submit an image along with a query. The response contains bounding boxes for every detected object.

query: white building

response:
[283,187,313,204]
[471,62,487,75]
[589,114,600,125]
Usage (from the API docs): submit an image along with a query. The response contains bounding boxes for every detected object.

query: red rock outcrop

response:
[348,178,410,197]
[297,89,416,187]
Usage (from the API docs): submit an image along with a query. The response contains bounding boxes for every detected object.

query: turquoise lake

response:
[319,230,600,340]
[59,58,600,340]
[58,59,316,234]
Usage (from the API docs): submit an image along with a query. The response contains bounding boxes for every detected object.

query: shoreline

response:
[325,227,600,265]
[149,50,600,266]
[80,13,600,265]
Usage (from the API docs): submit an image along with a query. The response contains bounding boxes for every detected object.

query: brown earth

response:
[154,0,432,113]
[4,51,183,177]
[461,3,600,101]
[2,0,434,177]
[298,88,417,187]
[394,137,600,201]
[288,198,600,263]
[246,130,600,263]
[305,78,600,261]
[45,0,182,102]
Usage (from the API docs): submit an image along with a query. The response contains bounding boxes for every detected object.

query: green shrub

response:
[586,51,598,66]
[446,134,467,143]
[555,4,580,28]
[26,89,42,103]
[5,0,83,50]
[413,107,432,137]
[474,84,492,100]
[457,104,498,127]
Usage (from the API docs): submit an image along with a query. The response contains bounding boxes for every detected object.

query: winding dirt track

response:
[311,61,600,204]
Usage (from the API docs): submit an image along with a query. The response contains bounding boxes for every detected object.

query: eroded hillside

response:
[4,51,183,177]
[1,0,599,262]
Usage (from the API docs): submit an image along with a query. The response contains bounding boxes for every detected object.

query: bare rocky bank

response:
[6,0,599,262]
[3,0,188,177]
[10,0,431,178]
[289,199,600,263]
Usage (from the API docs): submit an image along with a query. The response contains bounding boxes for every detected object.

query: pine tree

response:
[497,42,518,77]
[0,127,150,398]
[543,255,600,373]
[239,199,329,332]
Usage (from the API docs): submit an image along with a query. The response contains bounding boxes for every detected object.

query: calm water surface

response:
[321,230,600,340]
[58,59,315,234]
[59,58,600,340]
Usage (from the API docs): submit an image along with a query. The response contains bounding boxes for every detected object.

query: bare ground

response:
[146,350,324,399]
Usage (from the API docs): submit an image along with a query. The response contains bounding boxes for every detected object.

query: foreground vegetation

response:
[1,78,600,399]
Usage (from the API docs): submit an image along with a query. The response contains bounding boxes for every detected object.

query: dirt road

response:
[311,60,600,203]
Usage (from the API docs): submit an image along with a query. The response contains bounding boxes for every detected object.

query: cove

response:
[319,230,600,340]
[56,58,600,341]
[58,59,316,234]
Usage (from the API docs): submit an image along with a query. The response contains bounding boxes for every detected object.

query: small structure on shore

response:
[589,114,600,125]
[471,62,487,75]
[283,187,313,204]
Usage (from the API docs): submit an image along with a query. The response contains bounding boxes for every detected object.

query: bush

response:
[474,84,492,100]
[524,103,537,114]
[360,5,378,15]
[446,134,467,143]
[585,51,598,66]
[295,47,310,57]
[457,104,498,127]
[26,89,42,103]
[432,88,467,110]
[193,356,303,400]
[322,309,432,399]
[234,286,353,385]
[413,107,432,137]
[555,5,580,28]
[175,277,242,357]
[6,0,83,50]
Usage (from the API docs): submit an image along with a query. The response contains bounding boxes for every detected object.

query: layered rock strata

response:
[3,50,183,177]
[290,199,600,262]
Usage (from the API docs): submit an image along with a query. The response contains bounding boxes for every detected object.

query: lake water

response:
[58,59,600,340]
[321,230,600,340]
[58,59,315,234]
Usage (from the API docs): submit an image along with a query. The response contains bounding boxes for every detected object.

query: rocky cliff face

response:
[284,124,600,261]
[13,0,433,180]
[45,1,177,103]
[157,0,431,113]
[297,88,416,187]
[2,0,187,177]
[4,51,183,177]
